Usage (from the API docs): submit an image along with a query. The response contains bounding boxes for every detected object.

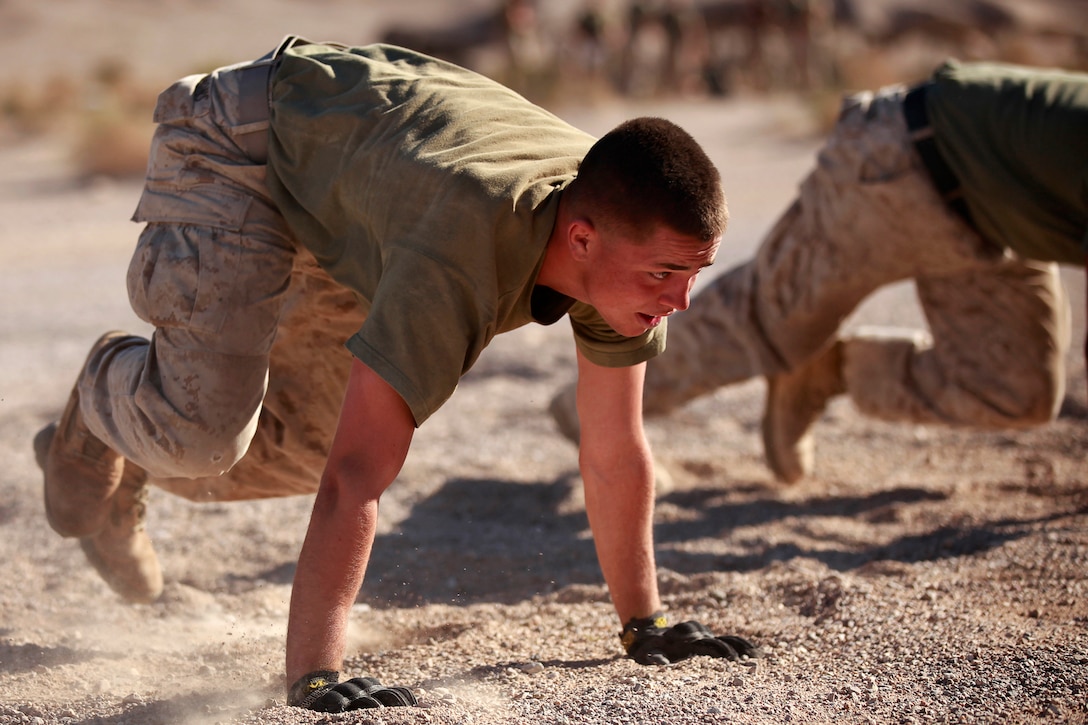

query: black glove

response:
[287,670,418,712]
[620,613,759,665]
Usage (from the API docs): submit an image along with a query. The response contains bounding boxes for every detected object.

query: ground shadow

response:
[657,485,948,535]
[359,476,599,607]
[654,481,1075,574]
[300,473,1066,608]
[0,641,111,674]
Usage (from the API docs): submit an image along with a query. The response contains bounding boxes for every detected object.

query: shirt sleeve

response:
[567,301,667,367]
[345,247,495,426]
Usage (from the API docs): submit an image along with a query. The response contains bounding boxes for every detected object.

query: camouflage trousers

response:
[76,50,364,501]
[645,85,1071,428]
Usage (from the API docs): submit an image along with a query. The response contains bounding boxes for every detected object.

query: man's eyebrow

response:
[660,260,716,271]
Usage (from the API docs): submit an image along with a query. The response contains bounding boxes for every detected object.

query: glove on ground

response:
[622,614,759,665]
[288,670,417,711]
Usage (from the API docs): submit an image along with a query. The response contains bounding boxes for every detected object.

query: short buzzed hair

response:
[566,117,728,244]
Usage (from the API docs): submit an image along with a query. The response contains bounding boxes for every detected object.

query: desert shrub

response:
[71,104,153,179]
[0,75,83,136]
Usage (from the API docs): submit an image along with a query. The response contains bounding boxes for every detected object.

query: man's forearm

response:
[580,449,661,625]
[286,487,379,685]
[284,359,415,690]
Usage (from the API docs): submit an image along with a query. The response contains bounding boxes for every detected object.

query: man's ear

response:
[568,218,595,261]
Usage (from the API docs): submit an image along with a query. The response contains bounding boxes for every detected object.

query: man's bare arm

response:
[574,350,661,624]
[286,358,415,689]
[573,348,759,665]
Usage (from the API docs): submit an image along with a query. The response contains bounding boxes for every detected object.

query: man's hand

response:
[288,670,417,712]
[621,613,759,665]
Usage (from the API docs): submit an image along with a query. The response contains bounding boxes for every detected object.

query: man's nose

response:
[662,277,693,312]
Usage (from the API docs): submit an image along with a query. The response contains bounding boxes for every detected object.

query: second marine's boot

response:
[762,340,846,484]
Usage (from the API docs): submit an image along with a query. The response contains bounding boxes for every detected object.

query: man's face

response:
[581,223,719,338]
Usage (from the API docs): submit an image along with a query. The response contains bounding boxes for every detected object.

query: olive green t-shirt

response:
[925,60,1088,265]
[265,43,665,424]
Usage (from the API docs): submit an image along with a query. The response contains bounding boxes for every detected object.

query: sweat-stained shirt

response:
[265,43,666,425]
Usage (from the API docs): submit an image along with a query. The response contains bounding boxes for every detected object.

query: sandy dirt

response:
[1,2,1086,724]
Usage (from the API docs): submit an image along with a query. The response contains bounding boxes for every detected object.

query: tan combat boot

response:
[34,330,163,603]
[762,340,846,484]
[80,461,164,604]
[34,331,136,538]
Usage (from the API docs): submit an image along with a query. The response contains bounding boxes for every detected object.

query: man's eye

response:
[651,271,670,280]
